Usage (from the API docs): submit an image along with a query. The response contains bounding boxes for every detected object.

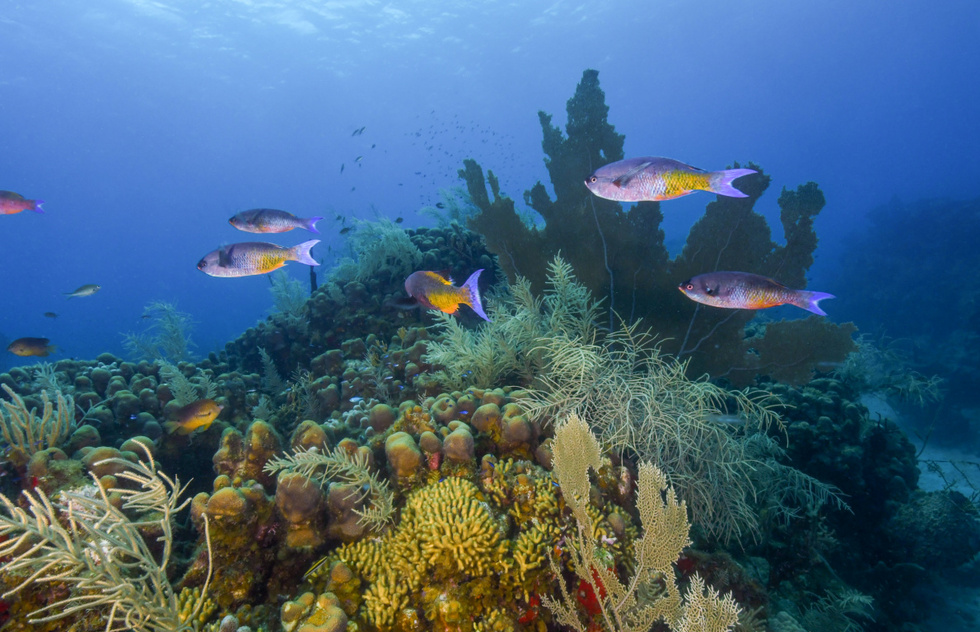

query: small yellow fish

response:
[404,269,489,321]
[163,399,223,435]
[7,337,57,357]
[65,284,101,298]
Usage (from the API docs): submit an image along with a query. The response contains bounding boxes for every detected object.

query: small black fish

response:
[340,163,345,174]
[340,226,354,234]
[43,312,57,318]
[395,217,404,224]
[436,202,445,209]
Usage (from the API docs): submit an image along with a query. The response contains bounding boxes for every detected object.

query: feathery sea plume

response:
[0,444,213,631]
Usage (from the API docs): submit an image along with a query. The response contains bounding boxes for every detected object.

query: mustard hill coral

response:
[316,471,560,631]
[280,592,348,632]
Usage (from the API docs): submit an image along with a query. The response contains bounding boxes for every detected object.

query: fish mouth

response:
[196,259,207,270]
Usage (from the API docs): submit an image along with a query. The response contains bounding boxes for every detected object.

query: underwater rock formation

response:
[459,69,856,384]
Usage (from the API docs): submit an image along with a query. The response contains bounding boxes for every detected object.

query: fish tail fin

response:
[45,345,58,356]
[34,200,45,213]
[461,268,490,322]
[795,290,835,316]
[290,239,320,266]
[709,169,756,198]
[305,216,322,233]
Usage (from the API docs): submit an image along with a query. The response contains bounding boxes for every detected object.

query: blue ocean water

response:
[2,0,977,363]
[3,4,980,630]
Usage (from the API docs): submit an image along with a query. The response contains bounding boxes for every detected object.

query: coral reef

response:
[0,446,213,632]
[459,69,856,384]
[544,413,740,632]
[837,197,980,441]
[123,300,198,363]
[0,112,966,632]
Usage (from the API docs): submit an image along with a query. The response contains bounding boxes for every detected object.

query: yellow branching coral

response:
[404,477,508,578]
[543,413,740,632]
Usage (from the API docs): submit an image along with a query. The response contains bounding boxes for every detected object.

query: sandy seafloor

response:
[861,395,980,632]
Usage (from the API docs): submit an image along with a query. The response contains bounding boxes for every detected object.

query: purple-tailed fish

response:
[0,190,44,215]
[163,399,223,435]
[197,239,319,277]
[65,284,101,298]
[229,208,322,234]
[679,271,835,315]
[586,157,756,202]
[404,269,490,321]
[7,337,57,357]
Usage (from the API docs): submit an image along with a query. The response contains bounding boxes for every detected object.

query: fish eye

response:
[685,283,694,291]
[589,176,598,183]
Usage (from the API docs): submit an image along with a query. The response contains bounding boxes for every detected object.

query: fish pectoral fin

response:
[218,245,234,267]
[612,161,654,188]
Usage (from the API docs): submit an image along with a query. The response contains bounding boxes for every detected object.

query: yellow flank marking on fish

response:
[258,252,286,273]
[429,286,464,312]
[665,170,709,197]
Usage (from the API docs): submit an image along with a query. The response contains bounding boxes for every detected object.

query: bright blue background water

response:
[2,0,978,365]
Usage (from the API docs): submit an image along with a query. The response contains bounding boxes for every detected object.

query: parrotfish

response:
[585,157,756,202]
[679,271,835,315]
[7,337,57,357]
[0,190,44,215]
[229,208,322,234]
[404,269,490,321]
[197,239,319,277]
[163,399,223,435]
[65,284,101,298]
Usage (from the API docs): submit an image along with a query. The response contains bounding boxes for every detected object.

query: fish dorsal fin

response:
[612,161,654,188]
[218,245,234,267]
[680,161,707,173]
[436,269,453,284]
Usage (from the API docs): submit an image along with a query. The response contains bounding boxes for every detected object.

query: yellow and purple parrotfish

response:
[229,208,322,234]
[163,399,223,435]
[679,271,835,315]
[0,190,44,215]
[197,239,319,277]
[585,157,756,202]
[7,337,57,357]
[404,269,490,321]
